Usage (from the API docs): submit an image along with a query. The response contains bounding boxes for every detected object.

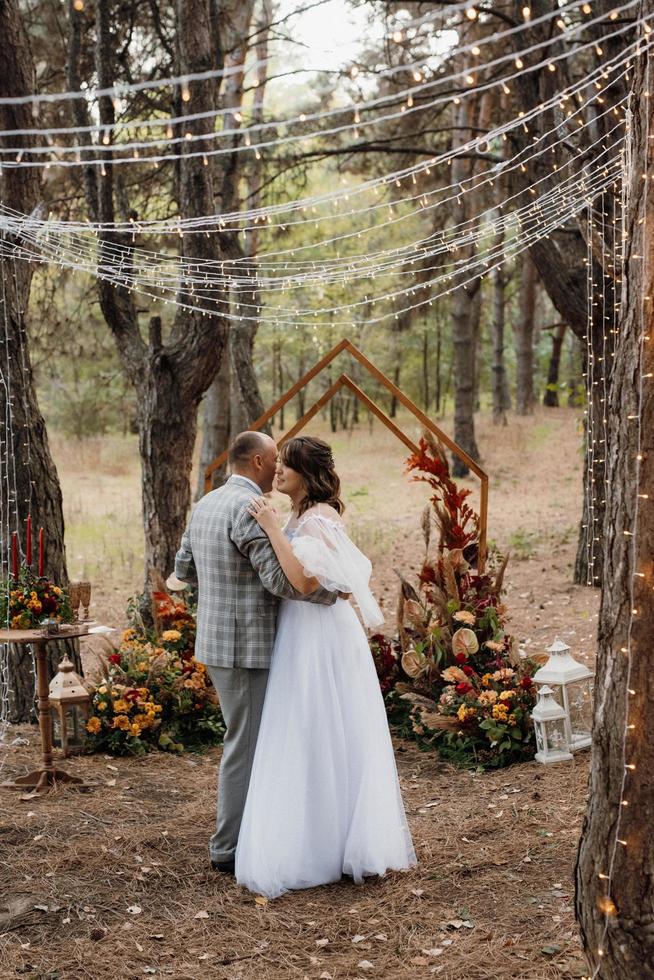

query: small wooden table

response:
[0,625,94,795]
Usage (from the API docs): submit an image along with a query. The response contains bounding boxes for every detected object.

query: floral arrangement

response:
[369,633,400,696]
[85,590,224,756]
[0,568,73,629]
[383,433,538,768]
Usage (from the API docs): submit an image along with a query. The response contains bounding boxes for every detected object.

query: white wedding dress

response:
[235,505,416,899]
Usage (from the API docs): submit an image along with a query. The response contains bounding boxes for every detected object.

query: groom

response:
[174,431,338,873]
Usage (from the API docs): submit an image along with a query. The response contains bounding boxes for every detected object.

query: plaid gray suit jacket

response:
[174,475,337,668]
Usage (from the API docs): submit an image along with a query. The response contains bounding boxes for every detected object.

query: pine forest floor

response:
[1,405,599,979]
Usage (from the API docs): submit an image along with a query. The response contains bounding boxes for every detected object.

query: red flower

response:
[108,653,122,665]
[419,562,437,585]
[455,652,468,664]
[125,688,141,701]
[520,676,534,689]
[462,665,474,677]
[455,682,473,695]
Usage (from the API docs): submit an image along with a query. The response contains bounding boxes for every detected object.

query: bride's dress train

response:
[235,507,416,898]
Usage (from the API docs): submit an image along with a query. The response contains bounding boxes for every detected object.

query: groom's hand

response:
[337,591,351,600]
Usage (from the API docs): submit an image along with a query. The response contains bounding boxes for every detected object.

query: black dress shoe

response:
[211,859,235,875]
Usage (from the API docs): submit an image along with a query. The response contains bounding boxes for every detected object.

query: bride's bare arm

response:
[248,497,320,595]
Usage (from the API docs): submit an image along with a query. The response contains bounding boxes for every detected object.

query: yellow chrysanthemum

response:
[111,714,131,731]
[86,716,101,734]
[112,699,131,714]
[161,629,182,642]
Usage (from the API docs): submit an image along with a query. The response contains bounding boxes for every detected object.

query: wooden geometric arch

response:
[205,339,489,571]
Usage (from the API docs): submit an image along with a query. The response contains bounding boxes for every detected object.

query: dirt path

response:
[0,407,598,978]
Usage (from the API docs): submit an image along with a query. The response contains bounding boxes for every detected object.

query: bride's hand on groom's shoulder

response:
[248,495,279,532]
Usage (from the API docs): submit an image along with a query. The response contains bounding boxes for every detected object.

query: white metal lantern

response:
[532,686,573,764]
[533,638,594,752]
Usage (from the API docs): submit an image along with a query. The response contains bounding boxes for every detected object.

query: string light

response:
[0,6,641,173]
[589,56,651,974]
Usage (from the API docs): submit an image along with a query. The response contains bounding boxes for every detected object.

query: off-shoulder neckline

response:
[287,509,345,531]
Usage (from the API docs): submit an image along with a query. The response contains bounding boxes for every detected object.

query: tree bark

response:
[1,0,78,721]
[492,235,509,425]
[451,276,482,476]
[196,354,231,497]
[508,0,625,585]
[576,44,654,976]
[513,254,537,415]
[450,70,482,478]
[68,0,229,583]
[543,323,567,408]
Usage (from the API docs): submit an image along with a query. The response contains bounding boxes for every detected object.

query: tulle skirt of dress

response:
[235,597,416,899]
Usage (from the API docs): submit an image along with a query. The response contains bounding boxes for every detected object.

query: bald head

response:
[228,430,278,493]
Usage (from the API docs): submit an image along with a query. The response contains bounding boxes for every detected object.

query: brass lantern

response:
[48,654,91,756]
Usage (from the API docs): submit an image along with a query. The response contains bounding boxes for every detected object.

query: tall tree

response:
[67,0,229,582]
[575,36,654,975]
[450,79,482,477]
[513,253,537,415]
[0,0,78,720]
[196,0,270,496]
[543,322,567,408]
[507,0,626,585]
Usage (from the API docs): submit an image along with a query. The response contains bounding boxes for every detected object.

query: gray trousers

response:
[206,665,269,864]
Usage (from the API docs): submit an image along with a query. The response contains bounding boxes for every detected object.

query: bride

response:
[235,435,416,898]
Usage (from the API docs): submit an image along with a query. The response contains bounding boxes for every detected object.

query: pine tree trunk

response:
[1,0,80,721]
[543,323,566,407]
[514,254,537,415]
[67,0,229,584]
[435,317,442,414]
[451,75,481,477]
[576,47,654,975]
[195,353,231,498]
[492,245,508,425]
[452,278,481,477]
[574,314,609,587]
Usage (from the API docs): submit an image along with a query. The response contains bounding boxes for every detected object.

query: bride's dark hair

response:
[280,436,344,517]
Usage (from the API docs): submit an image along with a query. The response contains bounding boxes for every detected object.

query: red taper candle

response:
[11,532,18,579]
[38,527,44,577]
[26,515,32,567]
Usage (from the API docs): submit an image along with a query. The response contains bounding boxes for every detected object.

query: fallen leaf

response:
[127,905,142,915]
[411,957,429,966]
[254,896,268,907]
[373,933,387,941]
[422,948,443,957]
[193,910,209,919]
[358,961,374,971]
[447,919,464,929]
[319,973,333,980]
[316,938,329,947]
[541,945,562,956]
[411,888,424,897]
[352,935,367,943]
